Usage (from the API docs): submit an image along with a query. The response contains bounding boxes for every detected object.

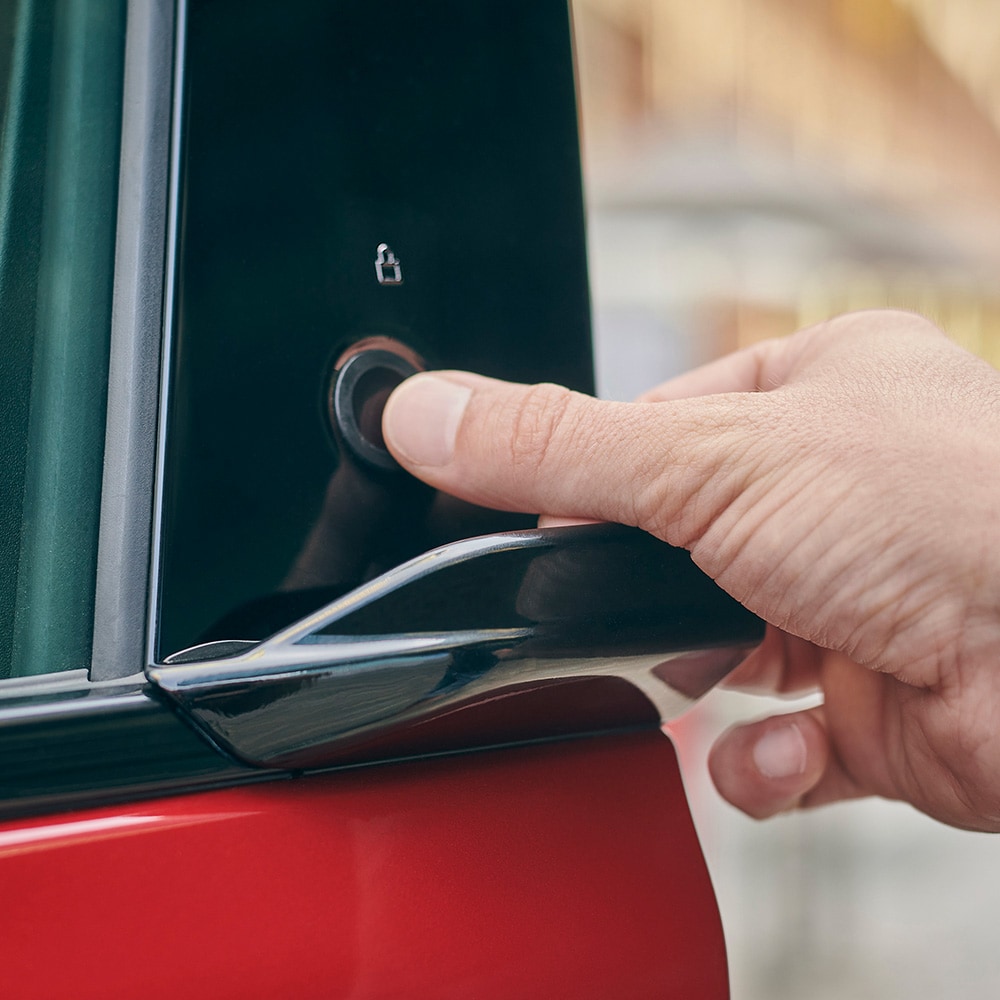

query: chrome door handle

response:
[147,523,763,769]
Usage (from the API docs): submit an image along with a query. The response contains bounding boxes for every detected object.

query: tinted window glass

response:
[0,1,126,678]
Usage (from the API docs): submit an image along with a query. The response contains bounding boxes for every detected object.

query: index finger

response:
[636,337,790,403]
[721,626,824,697]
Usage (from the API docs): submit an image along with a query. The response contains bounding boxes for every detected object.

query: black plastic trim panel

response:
[0,681,271,821]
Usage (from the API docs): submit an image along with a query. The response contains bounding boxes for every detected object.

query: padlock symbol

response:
[374,243,403,285]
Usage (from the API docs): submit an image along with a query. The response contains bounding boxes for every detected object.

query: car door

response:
[0,2,752,996]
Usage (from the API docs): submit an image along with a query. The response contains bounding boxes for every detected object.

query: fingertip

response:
[708,712,828,819]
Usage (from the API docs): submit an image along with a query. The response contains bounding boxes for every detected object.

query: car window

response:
[0,0,126,679]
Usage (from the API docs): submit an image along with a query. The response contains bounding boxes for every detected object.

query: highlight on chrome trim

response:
[147,524,764,769]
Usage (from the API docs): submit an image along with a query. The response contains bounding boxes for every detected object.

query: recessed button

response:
[329,341,424,472]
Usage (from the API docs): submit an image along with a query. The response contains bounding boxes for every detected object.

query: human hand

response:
[382,310,1000,832]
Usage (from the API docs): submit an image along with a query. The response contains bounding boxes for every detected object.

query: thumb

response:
[381,370,753,547]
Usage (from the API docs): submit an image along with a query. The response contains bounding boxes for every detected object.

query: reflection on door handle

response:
[146,524,764,769]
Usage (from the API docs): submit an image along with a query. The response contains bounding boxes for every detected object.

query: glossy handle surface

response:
[147,524,764,768]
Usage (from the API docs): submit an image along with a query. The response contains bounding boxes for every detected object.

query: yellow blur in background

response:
[575,0,1000,389]
[572,2,1000,997]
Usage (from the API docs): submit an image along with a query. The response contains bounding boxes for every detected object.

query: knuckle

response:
[506,383,574,478]
[629,403,748,545]
[631,395,796,552]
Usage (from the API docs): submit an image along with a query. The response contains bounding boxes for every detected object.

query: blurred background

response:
[570,0,1000,996]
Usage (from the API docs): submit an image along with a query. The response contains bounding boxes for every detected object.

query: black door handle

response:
[147,523,764,769]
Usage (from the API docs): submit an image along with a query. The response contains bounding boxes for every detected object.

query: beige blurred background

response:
[571,1,1000,996]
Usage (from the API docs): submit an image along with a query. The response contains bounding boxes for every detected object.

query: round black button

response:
[331,348,420,471]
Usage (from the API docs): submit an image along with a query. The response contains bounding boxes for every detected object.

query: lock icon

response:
[374,243,403,285]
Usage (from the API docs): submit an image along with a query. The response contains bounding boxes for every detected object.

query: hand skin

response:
[382,310,1000,833]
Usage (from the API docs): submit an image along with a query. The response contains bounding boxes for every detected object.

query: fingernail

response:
[383,374,471,467]
[753,723,808,780]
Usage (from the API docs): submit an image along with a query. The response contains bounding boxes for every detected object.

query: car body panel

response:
[0,732,726,999]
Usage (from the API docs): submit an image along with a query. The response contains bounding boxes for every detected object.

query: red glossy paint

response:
[0,731,727,999]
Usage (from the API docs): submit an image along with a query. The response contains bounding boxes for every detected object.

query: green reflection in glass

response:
[0,0,126,677]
